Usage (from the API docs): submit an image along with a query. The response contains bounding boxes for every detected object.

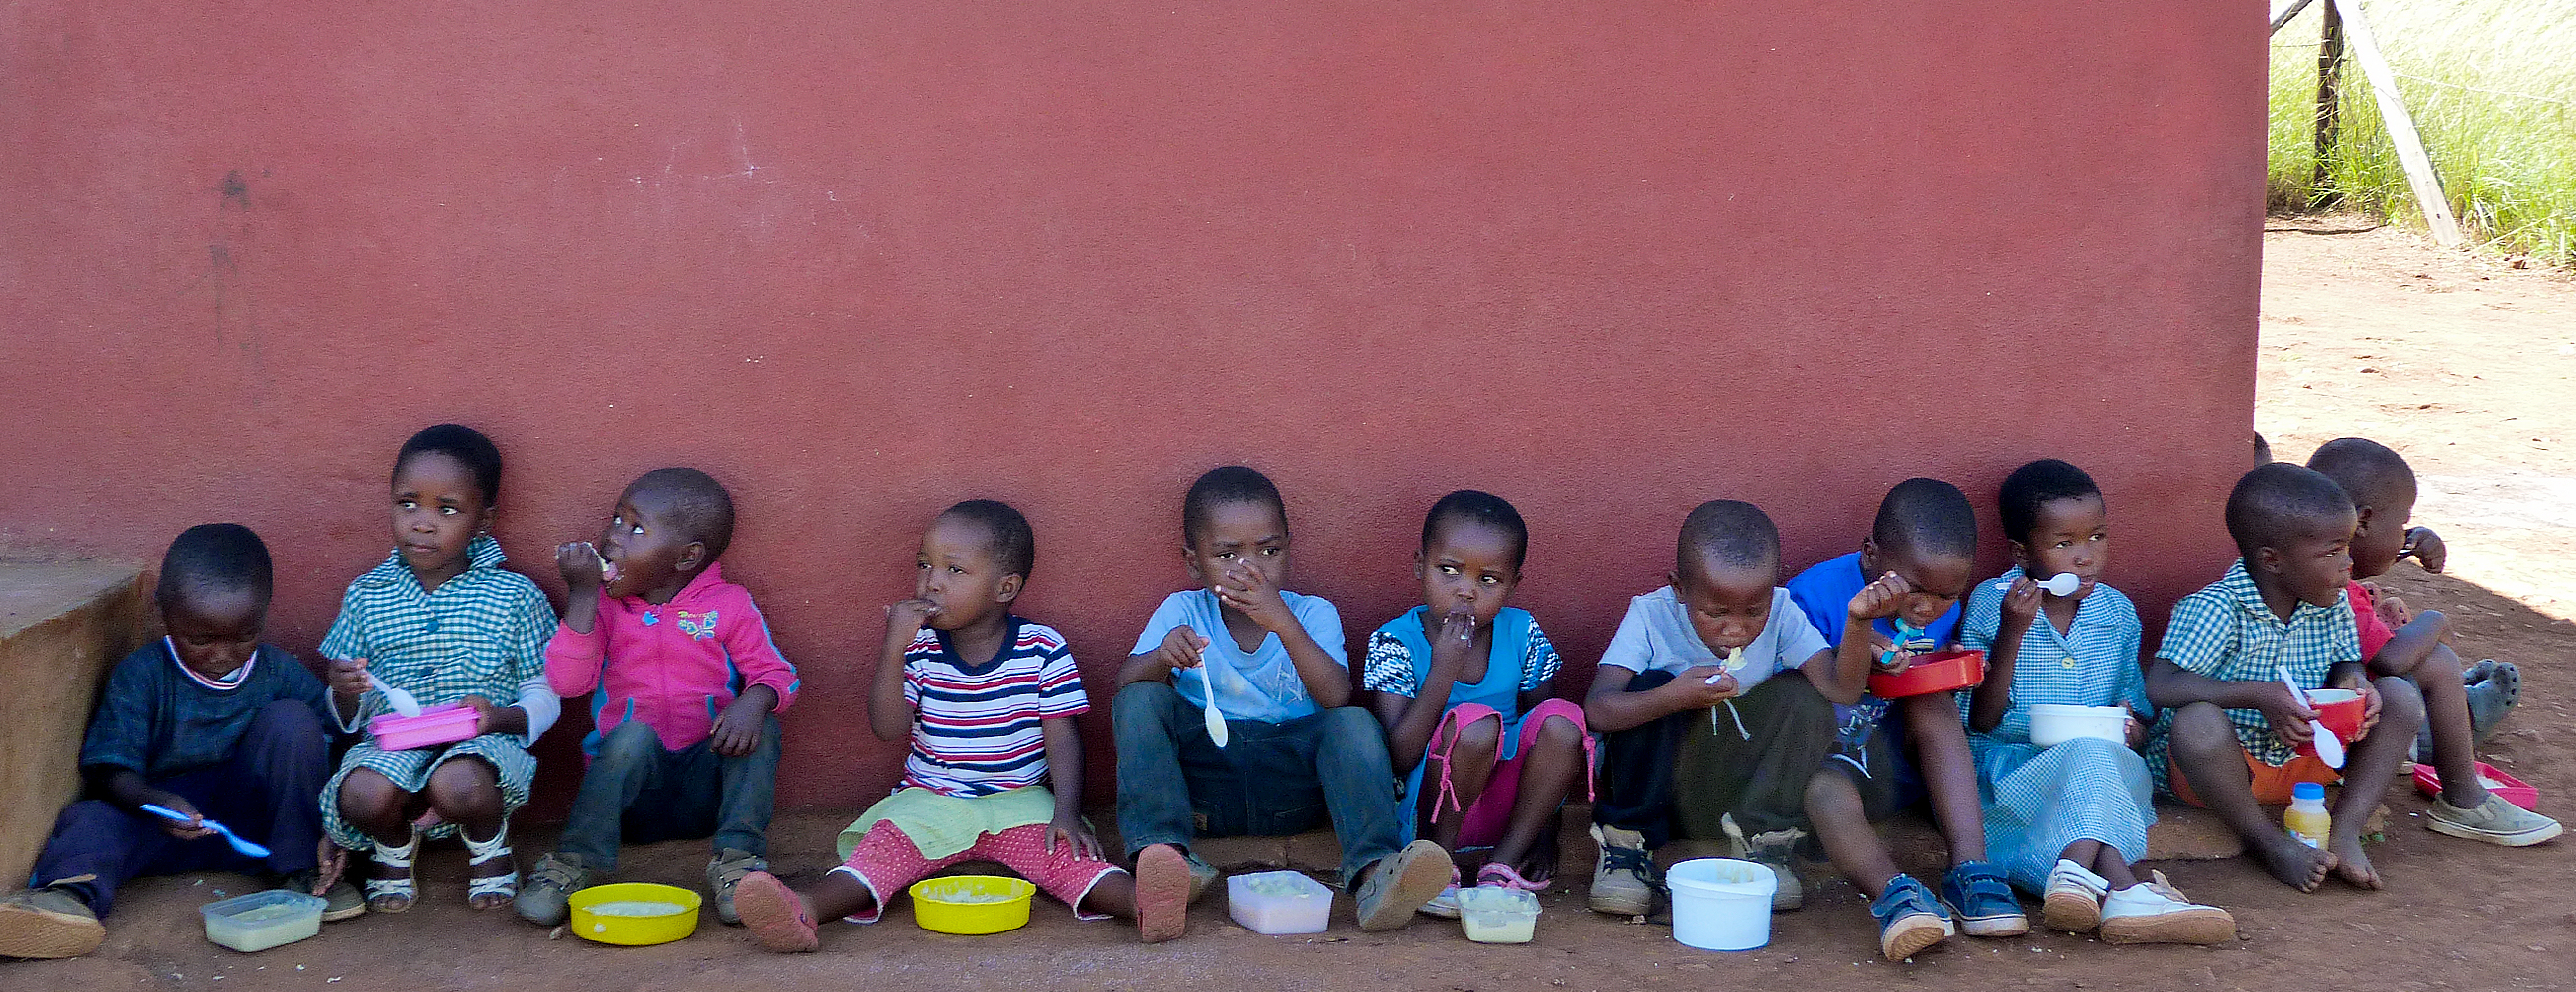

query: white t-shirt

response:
[1596,586,1828,693]
[1130,589,1347,724]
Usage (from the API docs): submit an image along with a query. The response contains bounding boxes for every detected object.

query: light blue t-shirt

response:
[1129,589,1347,724]
[1597,586,1828,696]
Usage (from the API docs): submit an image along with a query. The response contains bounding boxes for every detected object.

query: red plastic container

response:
[1868,649,1986,698]
[368,704,479,751]
[2413,761,2538,810]
[2297,689,2368,759]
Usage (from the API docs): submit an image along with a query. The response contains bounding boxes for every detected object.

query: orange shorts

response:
[2169,747,2337,807]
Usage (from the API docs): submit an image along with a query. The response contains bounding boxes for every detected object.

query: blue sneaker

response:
[1869,873,1953,960]
[1941,861,2029,937]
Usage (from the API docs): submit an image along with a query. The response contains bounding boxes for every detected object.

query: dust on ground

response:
[6,222,2574,992]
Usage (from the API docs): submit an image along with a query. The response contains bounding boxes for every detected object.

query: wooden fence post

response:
[2329,0,2464,247]
[2312,0,2345,205]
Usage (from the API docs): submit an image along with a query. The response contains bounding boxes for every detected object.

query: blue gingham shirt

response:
[319,535,557,741]
[1956,568,2153,745]
[2149,558,2360,768]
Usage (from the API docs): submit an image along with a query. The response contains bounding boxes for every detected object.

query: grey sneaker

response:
[1182,851,1221,905]
[514,852,598,927]
[1587,823,1657,917]
[2427,792,2563,847]
[0,887,104,959]
[1721,813,1806,912]
[283,868,366,923]
[708,849,770,926]
[1352,840,1452,931]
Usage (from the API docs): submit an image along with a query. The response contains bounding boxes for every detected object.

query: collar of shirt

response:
[2217,558,2338,629]
[354,534,509,592]
[165,637,253,690]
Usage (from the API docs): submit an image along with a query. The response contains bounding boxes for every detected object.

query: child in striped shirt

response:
[732,500,1189,950]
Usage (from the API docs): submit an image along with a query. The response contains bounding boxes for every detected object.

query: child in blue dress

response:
[318,425,561,913]
[1363,491,1589,916]
[1959,460,2233,945]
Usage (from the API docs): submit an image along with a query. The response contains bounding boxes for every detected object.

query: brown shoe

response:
[0,887,105,959]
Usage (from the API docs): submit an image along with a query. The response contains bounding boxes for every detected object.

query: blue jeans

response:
[1112,681,1404,890]
[554,717,780,869]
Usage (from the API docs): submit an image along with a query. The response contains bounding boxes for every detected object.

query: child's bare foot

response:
[734,871,819,952]
[2253,834,2335,892]
[1133,844,1190,943]
[2328,835,2382,890]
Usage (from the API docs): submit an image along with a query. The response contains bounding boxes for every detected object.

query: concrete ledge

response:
[0,560,149,888]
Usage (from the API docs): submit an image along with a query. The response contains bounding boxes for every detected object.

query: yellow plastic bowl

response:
[567,882,702,946]
[908,875,1034,935]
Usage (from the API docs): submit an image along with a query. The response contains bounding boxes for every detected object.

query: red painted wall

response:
[4,1,2264,813]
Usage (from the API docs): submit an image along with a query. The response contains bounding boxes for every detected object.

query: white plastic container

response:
[2027,704,2129,748]
[1665,858,1776,951]
[201,890,324,952]
[1227,870,1332,934]
[1456,887,1539,943]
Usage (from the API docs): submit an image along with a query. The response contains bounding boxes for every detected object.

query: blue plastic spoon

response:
[140,804,271,859]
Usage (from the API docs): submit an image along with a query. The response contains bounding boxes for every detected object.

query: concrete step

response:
[0,559,150,889]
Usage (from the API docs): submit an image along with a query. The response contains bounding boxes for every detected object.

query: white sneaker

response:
[2098,872,2235,945]
[2041,859,2108,933]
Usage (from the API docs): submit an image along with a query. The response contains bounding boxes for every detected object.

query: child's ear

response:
[995,573,1024,604]
[1413,548,1427,581]
[2254,545,2283,575]
[675,541,709,575]
[1858,536,1879,572]
[2352,504,2378,537]
[1180,544,1204,583]
[2006,539,2030,568]
[474,504,497,536]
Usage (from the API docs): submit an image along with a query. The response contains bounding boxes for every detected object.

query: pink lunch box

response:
[368,704,479,750]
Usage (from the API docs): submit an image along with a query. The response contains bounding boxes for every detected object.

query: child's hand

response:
[884,599,941,647]
[311,839,349,897]
[1668,666,1740,706]
[1428,610,1477,670]
[1847,571,1912,622]
[325,657,373,698]
[557,541,606,592]
[2125,715,2148,749]
[2335,671,2385,739]
[1045,814,1104,862]
[1211,561,1296,633]
[710,696,767,757]
[2400,527,2446,574]
[1154,625,1214,676]
[2255,682,2319,748]
[140,792,216,841]
[461,694,499,736]
[1997,575,2042,629]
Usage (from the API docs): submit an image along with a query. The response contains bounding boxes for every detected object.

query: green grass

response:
[2269,0,2576,266]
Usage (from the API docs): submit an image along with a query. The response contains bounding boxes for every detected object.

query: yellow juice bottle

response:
[2283,781,2331,849]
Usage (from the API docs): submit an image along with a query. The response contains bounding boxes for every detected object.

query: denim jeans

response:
[555,716,780,869]
[1593,669,1837,848]
[1112,681,1403,889]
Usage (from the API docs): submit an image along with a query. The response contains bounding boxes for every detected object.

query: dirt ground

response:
[9,223,2575,992]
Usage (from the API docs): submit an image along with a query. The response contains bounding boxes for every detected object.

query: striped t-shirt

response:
[901,618,1089,797]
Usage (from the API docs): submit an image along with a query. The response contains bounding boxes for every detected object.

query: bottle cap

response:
[2292,781,2326,801]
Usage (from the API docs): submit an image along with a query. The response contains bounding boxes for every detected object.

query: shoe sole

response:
[320,900,368,924]
[1358,841,1453,931]
[1133,845,1191,944]
[1760,866,1803,912]
[1587,891,1651,917]
[0,903,105,959]
[732,872,818,953]
[1418,900,1462,920]
[1959,913,2031,938]
[2100,907,2236,945]
[1880,913,1951,960]
[2041,891,2101,932]
[2426,817,2564,847]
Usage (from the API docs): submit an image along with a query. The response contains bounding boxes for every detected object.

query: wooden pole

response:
[2270,0,2318,34]
[2312,0,2345,206]
[2329,0,2463,247]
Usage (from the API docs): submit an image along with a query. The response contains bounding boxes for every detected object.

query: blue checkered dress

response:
[1957,570,2157,893]
[318,536,557,847]
[2143,558,2362,797]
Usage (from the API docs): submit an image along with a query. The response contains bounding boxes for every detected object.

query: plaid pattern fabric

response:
[2145,559,2361,785]
[1956,569,2154,741]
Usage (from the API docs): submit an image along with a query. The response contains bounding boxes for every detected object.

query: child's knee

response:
[1533,711,1585,751]
[250,698,325,740]
[594,720,662,769]
[1446,714,1503,754]
[1900,692,1967,733]
[1112,681,1183,730]
[2166,704,2237,758]
[2373,676,2427,731]
[425,759,501,812]
[337,769,404,821]
[1805,767,1863,820]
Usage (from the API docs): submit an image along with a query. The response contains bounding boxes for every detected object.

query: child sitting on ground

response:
[2304,438,2557,845]
[1112,466,1451,935]
[733,500,1188,948]
[1785,478,2028,957]
[320,424,561,913]
[1582,501,1838,920]
[2146,462,2424,891]
[0,525,358,958]
[516,468,800,928]
[2354,516,2519,743]
[1364,491,1590,916]
[1958,460,2233,944]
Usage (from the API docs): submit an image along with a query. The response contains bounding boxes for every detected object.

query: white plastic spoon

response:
[2279,667,2345,769]
[1710,648,1751,738]
[1994,572,2083,596]
[1197,656,1229,748]
[365,670,423,719]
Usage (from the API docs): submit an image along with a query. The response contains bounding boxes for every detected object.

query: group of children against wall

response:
[0,423,2551,964]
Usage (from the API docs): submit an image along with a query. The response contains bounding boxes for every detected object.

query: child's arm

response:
[707,595,799,757]
[1820,572,1911,705]
[88,767,217,840]
[1038,715,1102,859]
[1582,662,1736,732]
[1966,577,2042,734]
[1371,614,1475,775]
[544,543,611,697]
[2143,658,2319,748]
[556,541,608,635]
[1118,625,1211,689]
[871,599,938,742]
[1212,564,1349,709]
[2363,610,2451,680]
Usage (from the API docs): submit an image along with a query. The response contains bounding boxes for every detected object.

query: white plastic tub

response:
[201,890,324,952]
[1665,858,1775,951]
[2028,704,2129,748]
[1456,887,1539,943]
[1227,870,1332,934]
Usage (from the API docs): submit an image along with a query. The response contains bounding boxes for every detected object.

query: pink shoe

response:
[1476,862,1550,892]
[732,871,818,953]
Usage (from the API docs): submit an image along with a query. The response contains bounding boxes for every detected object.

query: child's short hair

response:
[157,523,274,607]
[396,423,504,505]
[2252,432,2275,466]
[943,499,1035,579]
[632,467,738,561]
[2224,463,2354,558]
[2304,437,2415,508]
[1421,490,1528,569]
[1181,466,1285,549]
[1870,478,1976,560]
[1677,500,1779,574]
[1997,459,2103,545]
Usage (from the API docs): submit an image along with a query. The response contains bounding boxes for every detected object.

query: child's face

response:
[1671,553,1777,653]
[1859,540,1974,630]
[597,484,702,600]
[2345,483,2417,581]
[1414,519,1522,629]
[2013,495,2109,588]
[2259,513,2356,607]
[390,452,491,582]
[1184,500,1291,596]
[163,583,266,680]
[915,515,1020,631]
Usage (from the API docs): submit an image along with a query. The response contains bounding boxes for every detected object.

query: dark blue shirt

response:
[80,640,333,782]
[1786,551,1962,756]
